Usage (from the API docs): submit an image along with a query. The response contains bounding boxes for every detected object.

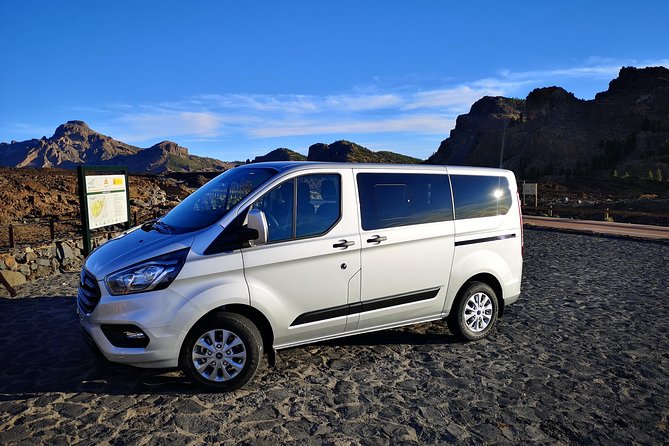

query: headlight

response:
[105,248,189,295]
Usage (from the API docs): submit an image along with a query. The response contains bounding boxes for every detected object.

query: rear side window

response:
[357,173,453,230]
[450,175,512,220]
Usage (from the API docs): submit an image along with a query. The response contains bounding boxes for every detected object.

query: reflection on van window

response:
[252,180,295,242]
[450,175,512,220]
[252,174,341,242]
[161,167,276,233]
[357,173,453,230]
[297,175,340,237]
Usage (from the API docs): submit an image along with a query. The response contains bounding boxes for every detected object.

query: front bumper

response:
[78,283,195,368]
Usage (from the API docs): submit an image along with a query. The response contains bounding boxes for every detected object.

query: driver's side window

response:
[250,174,341,243]
[251,179,294,243]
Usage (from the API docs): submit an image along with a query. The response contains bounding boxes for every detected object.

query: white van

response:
[78,162,523,391]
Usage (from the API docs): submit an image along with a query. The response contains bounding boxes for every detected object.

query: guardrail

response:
[3,206,668,249]
[0,210,161,249]
[523,205,669,223]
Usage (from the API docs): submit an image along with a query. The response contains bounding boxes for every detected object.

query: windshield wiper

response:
[140,218,174,234]
[153,220,175,234]
[141,218,159,232]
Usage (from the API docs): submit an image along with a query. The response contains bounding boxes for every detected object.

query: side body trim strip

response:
[454,233,516,247]
[291,287,440,327]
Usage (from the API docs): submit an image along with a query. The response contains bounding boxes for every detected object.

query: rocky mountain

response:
[0,121,231,173]
[427,66,669,180]
[307,140,423,164]
[252,148,307,163]
[250,140,423,165]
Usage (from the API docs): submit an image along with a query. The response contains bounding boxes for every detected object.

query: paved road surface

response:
[0,229,667,445]
[524,215,669,240]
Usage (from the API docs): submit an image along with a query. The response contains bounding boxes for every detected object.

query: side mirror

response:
[246,209,268,246]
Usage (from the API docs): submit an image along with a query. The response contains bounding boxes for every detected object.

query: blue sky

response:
[1,1,668,161]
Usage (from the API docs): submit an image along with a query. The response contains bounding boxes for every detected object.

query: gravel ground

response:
[0,229,667,445]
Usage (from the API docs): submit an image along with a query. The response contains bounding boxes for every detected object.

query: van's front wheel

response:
[180,313,263,391]
[447,282,499,341]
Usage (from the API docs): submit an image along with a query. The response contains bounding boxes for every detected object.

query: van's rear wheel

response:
[180,313,263,392]
[447,282,499,341]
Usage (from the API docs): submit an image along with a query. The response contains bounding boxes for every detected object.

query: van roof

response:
[238,161,513,176]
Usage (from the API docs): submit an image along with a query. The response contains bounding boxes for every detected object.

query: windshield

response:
[159,167,277,233]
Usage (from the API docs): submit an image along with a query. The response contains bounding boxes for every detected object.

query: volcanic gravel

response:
[0,229,667,445]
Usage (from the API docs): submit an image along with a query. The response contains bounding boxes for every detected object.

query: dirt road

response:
[524,215,669,240]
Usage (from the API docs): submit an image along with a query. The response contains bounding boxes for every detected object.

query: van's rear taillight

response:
[516,192,524,257]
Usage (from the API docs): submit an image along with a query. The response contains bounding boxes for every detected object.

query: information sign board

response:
[77,166,131,255]
[85,174,128,229]
[523,183,538,195]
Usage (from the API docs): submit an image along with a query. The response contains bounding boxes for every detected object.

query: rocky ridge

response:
[0,121,232,174]
[307,140,423,164]
[251,148,307,163]
[427,66,669,180]
[0,167,207,227]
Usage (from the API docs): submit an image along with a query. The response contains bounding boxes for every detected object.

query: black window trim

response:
[356,171,454,231]
[449,173,513,221]
[260,172,344,245]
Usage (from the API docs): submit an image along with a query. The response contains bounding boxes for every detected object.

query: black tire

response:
[180,313,263,392]
[447,282,499,341]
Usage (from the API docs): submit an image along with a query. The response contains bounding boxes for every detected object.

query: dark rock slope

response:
[307,140,423,164]
[427,66,669,180]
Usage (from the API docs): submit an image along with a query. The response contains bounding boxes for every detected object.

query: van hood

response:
[84,226,195,280]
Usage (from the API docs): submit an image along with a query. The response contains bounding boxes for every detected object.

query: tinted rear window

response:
[450,175,512,220]
[357,173,453,230]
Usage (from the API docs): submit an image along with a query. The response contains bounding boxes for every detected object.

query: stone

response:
[36,259,51,267]
[0,270,26,287]
[56,242,74,261]
[2,255,16,269]
[35,265,53,278]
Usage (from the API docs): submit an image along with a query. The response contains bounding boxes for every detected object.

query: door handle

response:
[333,240,355,249]
[366,235,387,244]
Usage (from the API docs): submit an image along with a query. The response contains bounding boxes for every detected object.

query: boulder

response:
[1,270,26,287]
[56,242,74,261]
[2,255,16,270]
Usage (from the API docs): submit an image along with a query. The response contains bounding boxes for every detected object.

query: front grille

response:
[77,269,101,315]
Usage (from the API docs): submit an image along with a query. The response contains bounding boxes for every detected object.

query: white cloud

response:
[408,85,506,110]
[498,58,669,83]
[324,94,403,111]
[110,111,222,142]
[250,114,455,138]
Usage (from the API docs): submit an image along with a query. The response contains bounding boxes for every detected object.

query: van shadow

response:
[0,296,194,399]
[318,323,458,348]
[0,296,458,399]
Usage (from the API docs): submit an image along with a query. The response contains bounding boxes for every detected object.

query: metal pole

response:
[49,218,55,241]
[8,225,14,248]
